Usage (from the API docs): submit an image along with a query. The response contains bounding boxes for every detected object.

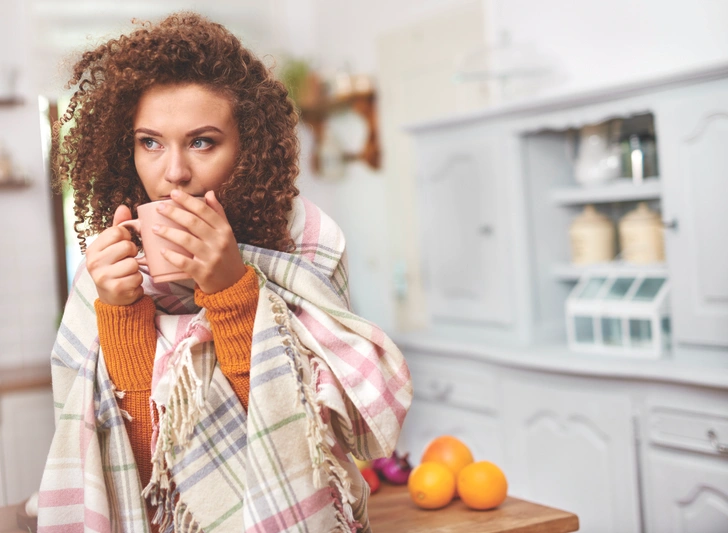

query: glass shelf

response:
[551,177,661,205]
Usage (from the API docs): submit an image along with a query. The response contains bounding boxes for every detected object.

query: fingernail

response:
[152,224,160,233]
[170,190,181,198]
[157,203,166,211]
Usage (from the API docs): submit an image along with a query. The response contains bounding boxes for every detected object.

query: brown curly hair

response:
[54,11,300,253]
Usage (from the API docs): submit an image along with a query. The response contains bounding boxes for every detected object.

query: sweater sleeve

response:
[95,296,157,390]
[194,266,259,410]
[94,296,157,498]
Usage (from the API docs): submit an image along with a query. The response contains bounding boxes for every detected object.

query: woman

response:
[39,12,411,533]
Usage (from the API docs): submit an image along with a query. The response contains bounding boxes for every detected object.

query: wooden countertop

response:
[0,363,51,395]
[368,483,579,533]
[1,484,580,532]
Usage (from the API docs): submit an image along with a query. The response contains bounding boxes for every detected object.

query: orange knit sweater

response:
[94,267,259,528]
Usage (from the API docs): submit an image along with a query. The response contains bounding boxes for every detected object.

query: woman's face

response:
[133,83,240,200]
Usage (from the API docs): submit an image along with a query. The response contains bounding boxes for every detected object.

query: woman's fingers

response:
[86,233,138,273]
[204,190,229,221]
[112,204,133,226]
[161,190,227,237]
[152,225,205,257]
[94,257,143,285]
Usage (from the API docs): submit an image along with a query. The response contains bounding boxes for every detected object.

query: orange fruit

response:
[407,462,456,510]
[457,461,508,510]
[421,436,474,495]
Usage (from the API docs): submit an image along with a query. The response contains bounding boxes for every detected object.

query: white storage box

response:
[566,267,670,358]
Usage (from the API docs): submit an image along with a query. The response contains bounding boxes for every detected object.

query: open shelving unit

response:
[523,112,665,344]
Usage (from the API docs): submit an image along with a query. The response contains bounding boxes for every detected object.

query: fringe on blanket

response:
[269,293,361,533]
[142,323,207,531]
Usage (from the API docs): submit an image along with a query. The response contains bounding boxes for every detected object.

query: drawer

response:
[647,406,728,456]
[409,355,499,414]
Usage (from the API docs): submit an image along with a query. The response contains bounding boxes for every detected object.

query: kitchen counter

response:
[0,363,51,395]
[368,483,579,533]
[1,485,580,533]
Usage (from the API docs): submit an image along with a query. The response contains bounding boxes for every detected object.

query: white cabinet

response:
[645,449,728,533]
[502,377,641,533]
[658,82,728,348]
[415,126,514,330]
[398,341,728,533]
[407,64,728,357]
[0,387,54,505]
[641,392,728,533]
[399,353,504,467]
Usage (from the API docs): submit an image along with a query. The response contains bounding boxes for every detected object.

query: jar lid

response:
[574,204,612,225]
[621,202,659,223]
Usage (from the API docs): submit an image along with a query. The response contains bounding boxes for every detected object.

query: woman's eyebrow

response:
[187,126,224,136]
[134,127,162,136]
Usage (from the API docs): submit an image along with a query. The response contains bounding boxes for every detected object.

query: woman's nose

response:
[164,148,192,184]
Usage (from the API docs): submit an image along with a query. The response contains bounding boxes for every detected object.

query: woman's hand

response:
[86,205,144,306]
[153,189,247,294]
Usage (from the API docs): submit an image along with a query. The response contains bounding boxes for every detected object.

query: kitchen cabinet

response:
[399,354,504,467]
[657,83,728,348]
[502,378,640,533]
[406,62,728,359]
[0,366,54,507]
[641,390,728,533]
[0,388,54,506]
[415,127,514,331]
[399,62,728,533]
[395,338,728,533]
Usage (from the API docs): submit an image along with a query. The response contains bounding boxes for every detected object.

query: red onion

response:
[372,450,412,485]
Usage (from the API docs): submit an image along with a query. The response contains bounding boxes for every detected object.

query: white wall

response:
[496,0,728,94]
[0,0,59,368]
[293,0,728,333]
[2,0,728,364]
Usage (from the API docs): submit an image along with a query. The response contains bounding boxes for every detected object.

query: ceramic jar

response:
[574,123,622,186]
[569,205,616,264]
[619,202,665,263]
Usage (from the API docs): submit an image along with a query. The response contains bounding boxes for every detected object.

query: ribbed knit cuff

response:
[194,266,258,373]
[95,296,157,391]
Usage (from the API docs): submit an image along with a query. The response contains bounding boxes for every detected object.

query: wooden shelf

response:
[0,178,31,190]
[551,178,662,205]
[553,261,668,282]
[299,90,380,172]
[0,97,23,107]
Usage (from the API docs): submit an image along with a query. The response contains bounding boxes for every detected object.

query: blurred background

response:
[1,1,728,532]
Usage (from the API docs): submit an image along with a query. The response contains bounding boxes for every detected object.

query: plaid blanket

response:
[38,196,412,532]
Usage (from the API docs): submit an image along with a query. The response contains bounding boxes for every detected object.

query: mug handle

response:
[117,219,148,267]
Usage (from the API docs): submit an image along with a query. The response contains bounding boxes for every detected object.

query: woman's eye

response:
[142,138,160,150]
[192,138,213,149]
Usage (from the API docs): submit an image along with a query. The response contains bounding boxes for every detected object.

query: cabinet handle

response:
[707,429,728,454]
[425,380,454,403]
[662,218,679,231]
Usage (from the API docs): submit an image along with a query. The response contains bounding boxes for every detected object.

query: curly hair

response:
[54,11,300,253]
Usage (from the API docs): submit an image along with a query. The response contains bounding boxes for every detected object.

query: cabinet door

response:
[658,85,728,348]
[0,388,55,505]
[644,449,728,533]
[399,353,504,466]
[642,392,728,533]
[415,128,513,327]
[503,378,641,533]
